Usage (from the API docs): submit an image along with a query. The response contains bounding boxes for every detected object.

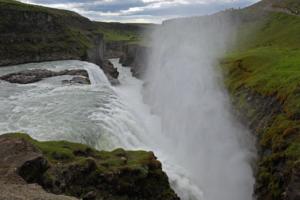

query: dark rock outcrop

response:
[0,69,90,84]
[102,60,120,85]
[0,1,102,66]
[0,134,78,200]
[230,87,300,200]
[62,76,90,85]
[0,133,180,200]
[119,44,149,78]
[105,41,127,59]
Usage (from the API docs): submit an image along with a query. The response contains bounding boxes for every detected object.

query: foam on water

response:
[0,57,254,200]
[0,58,206,199]
[0,60,137,150]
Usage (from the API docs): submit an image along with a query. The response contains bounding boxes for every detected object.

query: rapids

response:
[0,59,202,199]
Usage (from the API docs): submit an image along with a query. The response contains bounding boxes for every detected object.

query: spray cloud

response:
[143,13,256,200]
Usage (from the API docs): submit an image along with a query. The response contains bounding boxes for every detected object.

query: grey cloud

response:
[19,0,260,23]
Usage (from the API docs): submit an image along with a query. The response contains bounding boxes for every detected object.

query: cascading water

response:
[0,59,202,198]
[0,60,144,149]
[0,15,256,199]
[143,15,256,200]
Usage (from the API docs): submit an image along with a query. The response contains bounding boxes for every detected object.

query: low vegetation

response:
[222,7,300,200]
[3,133,178,200]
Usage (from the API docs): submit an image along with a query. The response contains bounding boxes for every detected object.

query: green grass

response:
[3,133,155,173]
[93,22,146,42]
[222,10,300,200]
[93,21,155,43]
[223,12,300,115]
[0,0,146,47]
[96,28,140,42]
[2,133,177,200]
[224,47,300,99]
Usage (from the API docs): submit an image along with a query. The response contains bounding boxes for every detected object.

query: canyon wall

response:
[0,0,118,81]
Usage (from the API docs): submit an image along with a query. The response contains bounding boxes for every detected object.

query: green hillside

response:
[0,0,149,66]
[95,22,154,42]
[222,1,300,199]
[0,0,147,43]
[0,0,99,65]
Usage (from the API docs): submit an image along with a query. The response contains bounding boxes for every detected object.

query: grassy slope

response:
[222,2,300,198]
[0,0,95,63]
[0,0,147,57]
[0,0,79,16]
[94,22,151,43]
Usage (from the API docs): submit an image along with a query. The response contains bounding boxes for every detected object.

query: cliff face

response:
[122,1,300,199]
[0,133,179,200]
[0,0,120,81]
[119,44,150,78]
[0,0,102,65]
[221,1,300,199]
[104,41,127,59]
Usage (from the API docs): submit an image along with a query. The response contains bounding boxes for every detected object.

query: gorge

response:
[1,0,300,200]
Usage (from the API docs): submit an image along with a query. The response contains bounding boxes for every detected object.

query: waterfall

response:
[83,63,109,85]
[142,16,256,200]
[0,51,255,200]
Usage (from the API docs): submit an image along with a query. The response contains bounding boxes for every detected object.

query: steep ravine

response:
[120,1,300,199]
[226,86,300,200]
[2,0,300,200]
[221,1,300,199]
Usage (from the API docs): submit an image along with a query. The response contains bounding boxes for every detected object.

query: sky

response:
[19,0,260,23]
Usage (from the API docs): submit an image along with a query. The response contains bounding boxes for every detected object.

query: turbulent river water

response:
[0,57,255,200]
[0,59,202,199]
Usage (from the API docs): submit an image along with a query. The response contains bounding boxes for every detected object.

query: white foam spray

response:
[142,15,256,200]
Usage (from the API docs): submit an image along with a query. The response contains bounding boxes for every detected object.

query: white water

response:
[0,59,202,199]
[0,55,255,199]
[143,16,256,200]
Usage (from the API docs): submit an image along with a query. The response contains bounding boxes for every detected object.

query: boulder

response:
[62,76,90,85]
[0,69,90,84]
[0,134,78,200]
[0,133,180,200]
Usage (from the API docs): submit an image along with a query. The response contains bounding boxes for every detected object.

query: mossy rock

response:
[3,133,179,200]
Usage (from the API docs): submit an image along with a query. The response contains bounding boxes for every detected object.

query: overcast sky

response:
[19,0,260,23]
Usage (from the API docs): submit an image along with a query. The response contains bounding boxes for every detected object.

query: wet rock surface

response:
[229,86,300,200]
[0,69,90,84]
[102,60,120,85]
[0,133,180,200]
[0,134,78,200]
[119,44,149,78]
[62,76,91,85]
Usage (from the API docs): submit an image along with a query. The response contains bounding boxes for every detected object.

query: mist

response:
[143,14,256,200]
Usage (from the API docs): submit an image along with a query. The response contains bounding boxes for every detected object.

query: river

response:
[0,58,203,199]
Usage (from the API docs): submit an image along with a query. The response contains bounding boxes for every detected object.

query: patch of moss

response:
[3,133,178,200]
[221,9,300,200]
[4,133,157,173]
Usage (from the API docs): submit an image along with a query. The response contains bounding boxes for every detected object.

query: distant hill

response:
[251,0,300,14]
[95,21,156,42]
[0,0,103,66]
[0,0,152,67]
